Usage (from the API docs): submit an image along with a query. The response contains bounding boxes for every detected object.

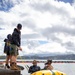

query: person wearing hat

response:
[28,60,41,74]
[10,23,22,70]
[4,34,12,69]
[43,60,53,70]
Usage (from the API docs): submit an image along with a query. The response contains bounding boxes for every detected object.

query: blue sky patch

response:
[58,0,73,4]
[39,41,48,44]
[0,0,13,11]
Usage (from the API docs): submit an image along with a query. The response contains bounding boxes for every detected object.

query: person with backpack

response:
[4,34,12,69]
[10,23,22,70]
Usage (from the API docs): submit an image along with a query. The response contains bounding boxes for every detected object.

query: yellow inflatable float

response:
[31,70,66,75]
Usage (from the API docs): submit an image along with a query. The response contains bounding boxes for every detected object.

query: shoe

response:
[10,62,21,70]
[5,64,10,69]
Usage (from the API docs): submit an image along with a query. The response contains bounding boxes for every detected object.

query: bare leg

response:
[6,55,10,64]
[10,55,20,70]
[11,55,17,63]
[5,55,10,68]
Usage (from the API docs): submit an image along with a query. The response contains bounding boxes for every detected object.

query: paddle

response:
[25,65,29,71]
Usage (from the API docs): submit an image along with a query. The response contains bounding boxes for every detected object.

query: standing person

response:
[28,60,41,74]
[4,34,12,69]
[43,60,53,70]
[10,23,22,70]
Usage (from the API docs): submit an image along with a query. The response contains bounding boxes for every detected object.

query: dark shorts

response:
[10,44,19,56]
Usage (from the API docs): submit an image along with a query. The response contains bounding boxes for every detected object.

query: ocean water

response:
[0,59,74,75]
[20,61,75,75]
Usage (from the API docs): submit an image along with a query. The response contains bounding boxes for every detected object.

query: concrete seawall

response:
[0,68,20,75]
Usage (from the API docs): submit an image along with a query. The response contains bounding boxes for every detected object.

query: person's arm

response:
[28,66,33,73]
[50,65,53,70]
[28,66,37,74]
[47,65,53,70]
[38,66,41,71]
[18,47,22,51]
[43,66,47,70]
[4,43,7,53]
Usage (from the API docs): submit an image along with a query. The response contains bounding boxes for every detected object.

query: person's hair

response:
[45,59,52,65]
[32,60,37,64]
[17,23,22,29]
[7,34,12,41]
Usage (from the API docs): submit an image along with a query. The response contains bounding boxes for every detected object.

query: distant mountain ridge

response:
[1,54,75,60]
[21,54,75,60]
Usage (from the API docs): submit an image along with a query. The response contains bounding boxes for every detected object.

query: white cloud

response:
[0,0,75,56]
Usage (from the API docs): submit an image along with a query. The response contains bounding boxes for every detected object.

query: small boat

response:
[31,70,66,75]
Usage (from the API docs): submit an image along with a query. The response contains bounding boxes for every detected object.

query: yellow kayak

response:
[31,70,66,75]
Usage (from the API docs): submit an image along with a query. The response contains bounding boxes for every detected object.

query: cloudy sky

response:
[0,0,75,56]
